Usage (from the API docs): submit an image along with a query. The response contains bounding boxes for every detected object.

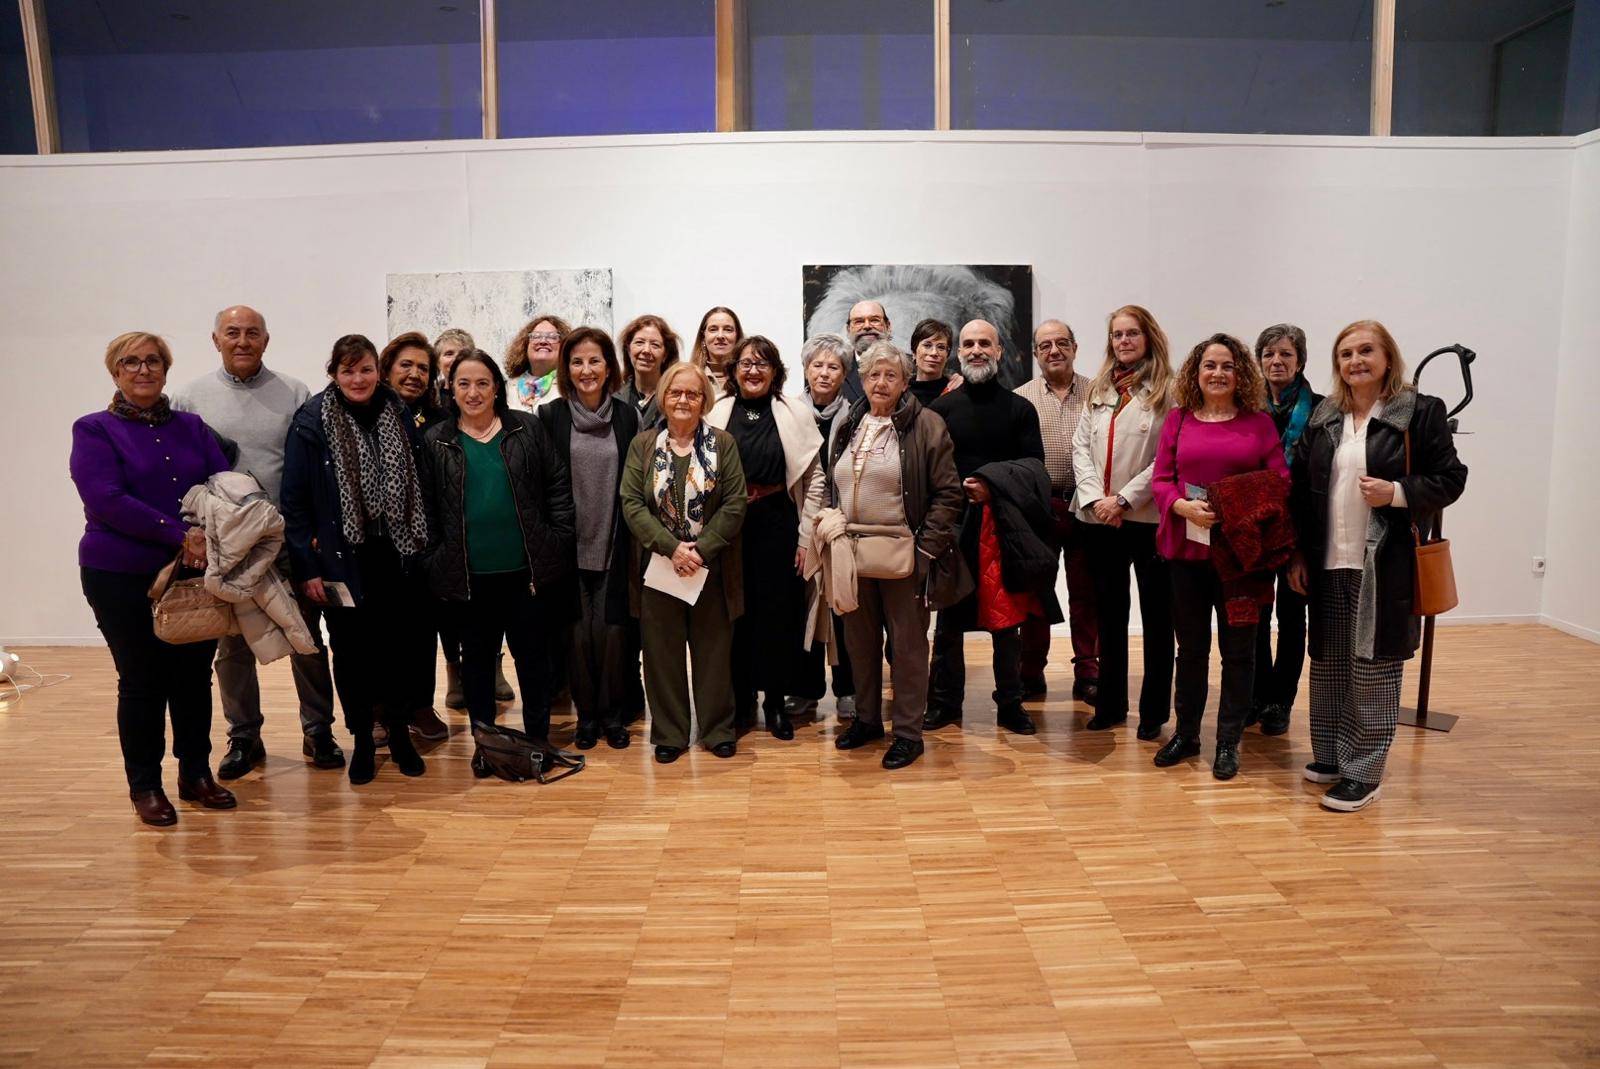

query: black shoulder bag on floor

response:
[471,722,586,784]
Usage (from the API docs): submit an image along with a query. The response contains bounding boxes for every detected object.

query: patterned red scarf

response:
[1103,365,1143,493]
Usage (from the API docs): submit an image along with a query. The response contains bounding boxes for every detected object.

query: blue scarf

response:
[1269,375,1315,465]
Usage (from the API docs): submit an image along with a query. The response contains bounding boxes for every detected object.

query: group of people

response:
[70,298,1467,828]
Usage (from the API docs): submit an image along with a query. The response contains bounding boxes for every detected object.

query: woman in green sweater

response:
[620,361,748,763]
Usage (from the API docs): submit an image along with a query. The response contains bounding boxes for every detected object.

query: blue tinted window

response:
[952,0,1372,134]
[749,0,933,130]
[1395,0,1598,136]
[498,1,715,137]
[46,1,480,152]
[2,3,34,153]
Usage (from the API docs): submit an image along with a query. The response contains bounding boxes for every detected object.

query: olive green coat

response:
[619,424,748,623]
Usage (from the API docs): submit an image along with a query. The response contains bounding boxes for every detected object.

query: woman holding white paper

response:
[620,361,748,763]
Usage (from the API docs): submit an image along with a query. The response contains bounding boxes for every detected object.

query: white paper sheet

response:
[644,552,709,606]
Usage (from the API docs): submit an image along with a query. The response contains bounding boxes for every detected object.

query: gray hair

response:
[800,332,854,373]
[213,305,267,334]
[1255,322,1307,371]
[434,327,475,352]
[858,340,913,382]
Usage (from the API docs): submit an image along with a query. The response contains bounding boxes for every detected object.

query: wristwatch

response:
[1115,495,1131,511]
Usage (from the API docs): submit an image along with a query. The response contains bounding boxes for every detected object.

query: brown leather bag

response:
[1405,429,1458,617]
[147,551,236,645]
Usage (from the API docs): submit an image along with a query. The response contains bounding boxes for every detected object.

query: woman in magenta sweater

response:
[1149,334,1288,780]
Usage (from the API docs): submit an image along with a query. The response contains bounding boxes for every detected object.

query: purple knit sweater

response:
[70,408,230,573]
[1151,408,1289,563]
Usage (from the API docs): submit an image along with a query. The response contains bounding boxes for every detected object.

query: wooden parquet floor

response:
[0,624,1597,1068]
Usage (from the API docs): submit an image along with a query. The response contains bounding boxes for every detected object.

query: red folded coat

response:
[1208,469,1296,628]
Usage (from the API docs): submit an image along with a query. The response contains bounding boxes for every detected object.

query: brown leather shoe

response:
[130,789,177,826]
[177,774,238,810]
[411,707,449,742]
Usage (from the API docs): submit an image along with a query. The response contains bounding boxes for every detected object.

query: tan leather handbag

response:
[1405,430,1458,617]
[147,551,236,645]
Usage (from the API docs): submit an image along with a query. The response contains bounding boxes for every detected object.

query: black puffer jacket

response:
[417,410,577,603]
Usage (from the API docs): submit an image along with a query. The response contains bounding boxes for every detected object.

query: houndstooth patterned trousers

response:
[1309,569,1404,785]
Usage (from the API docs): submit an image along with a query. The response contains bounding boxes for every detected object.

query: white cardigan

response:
[1071,380,1170,526]
[707,392,826,545]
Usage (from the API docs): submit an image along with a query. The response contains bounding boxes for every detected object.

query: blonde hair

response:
[1328,319,1409,411]
[433,327,474,352]
[657,360,716,413]
[1171,333,1266,414]
[1089,304,1173,410]
[104,332,173,377]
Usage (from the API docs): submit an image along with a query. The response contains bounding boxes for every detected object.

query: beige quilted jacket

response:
[181,472,317,664]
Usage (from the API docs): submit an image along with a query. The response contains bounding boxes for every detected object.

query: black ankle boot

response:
[349,736,376,784]
[764,703,795,741]
[385,722,426,777]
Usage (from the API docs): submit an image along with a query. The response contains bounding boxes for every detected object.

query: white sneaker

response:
[1303,762,1340,784]
[1320,779,1382,812]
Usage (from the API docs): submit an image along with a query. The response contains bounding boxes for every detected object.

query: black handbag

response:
[470,722,586,784]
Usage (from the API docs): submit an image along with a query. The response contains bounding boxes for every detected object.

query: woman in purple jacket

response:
[1149,333,1289,781]
[70,333,236,826]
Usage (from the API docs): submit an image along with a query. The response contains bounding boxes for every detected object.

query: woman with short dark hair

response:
[72,331,236,825]
[418,349,576,775]
[907,318,961,405]
[1250,323,1321,736]
[282,335,433,784]
[708,336,825,740]
[539,327,638,750]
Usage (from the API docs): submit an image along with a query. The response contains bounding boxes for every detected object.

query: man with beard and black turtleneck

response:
[925,319,1050,736]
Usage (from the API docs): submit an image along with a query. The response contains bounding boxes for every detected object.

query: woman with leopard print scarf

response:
[282,334,431,787]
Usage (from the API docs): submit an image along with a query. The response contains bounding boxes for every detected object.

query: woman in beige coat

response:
[1071,304,1176,739]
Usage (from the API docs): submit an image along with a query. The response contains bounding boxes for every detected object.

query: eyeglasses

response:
[117,355,165,373]
[528,331,561,343]
[1035,339,1076,353]
[663,388,701,402]
[736,359,771,372]
[849,315,888,328]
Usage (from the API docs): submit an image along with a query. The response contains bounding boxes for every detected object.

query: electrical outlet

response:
[1532,556,1546,575]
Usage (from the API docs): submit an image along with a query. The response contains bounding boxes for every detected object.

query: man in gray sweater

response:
[174,305,344,777]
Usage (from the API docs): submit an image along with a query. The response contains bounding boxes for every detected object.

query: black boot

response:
[385,720,426,777]
[349,733,377,785]
[764,698,795,741]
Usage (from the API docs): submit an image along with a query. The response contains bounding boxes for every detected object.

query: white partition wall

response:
[0,130,1594,642]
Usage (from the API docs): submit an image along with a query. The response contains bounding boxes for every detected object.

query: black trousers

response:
[81,566,218,792]
[1081,520,1173,727]
[1169,561,1257,746]
[569,568,624,731]
[322,540,420,737]
[929,618,1024,715]
[1253,567,1307,709]
[795,613,855,703]
[455,569,551,740]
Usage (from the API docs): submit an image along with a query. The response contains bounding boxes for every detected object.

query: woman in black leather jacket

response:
[1288,320,1467,812]
[418,350,576,771]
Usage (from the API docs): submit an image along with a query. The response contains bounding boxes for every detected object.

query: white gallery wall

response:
[0,129,1595,643]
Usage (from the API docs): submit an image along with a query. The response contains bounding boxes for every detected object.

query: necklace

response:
[462,417,501,442]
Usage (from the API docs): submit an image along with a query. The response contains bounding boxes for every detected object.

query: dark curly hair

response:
[1171,332,1265,414]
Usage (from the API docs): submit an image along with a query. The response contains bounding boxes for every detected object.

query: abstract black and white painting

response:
[802,264,1034,386]
[386,268,614,364]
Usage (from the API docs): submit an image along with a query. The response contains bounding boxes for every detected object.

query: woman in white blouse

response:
[1287,321,1466,812]
[1070,304,1176,739]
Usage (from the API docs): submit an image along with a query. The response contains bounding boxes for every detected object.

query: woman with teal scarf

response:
[1251,324,1321,736]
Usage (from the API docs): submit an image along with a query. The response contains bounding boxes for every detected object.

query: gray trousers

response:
[1308,569,1403,785]
[842,576,930,741]
[217,591,335,742]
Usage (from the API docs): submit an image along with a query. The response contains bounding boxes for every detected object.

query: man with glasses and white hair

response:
[1014,319,1099,706]
[924,319,1060,737]
[173,305,343,778]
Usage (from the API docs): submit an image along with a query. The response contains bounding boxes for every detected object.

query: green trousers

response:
[640,568,735,749]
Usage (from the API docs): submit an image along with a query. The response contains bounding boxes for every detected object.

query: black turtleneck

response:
[929,375,1044,479]
[908,377,948,406]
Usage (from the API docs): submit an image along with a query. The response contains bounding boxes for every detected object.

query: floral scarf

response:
[108,391,172,425]
[321,388,430,557]
[652,421,719,541]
